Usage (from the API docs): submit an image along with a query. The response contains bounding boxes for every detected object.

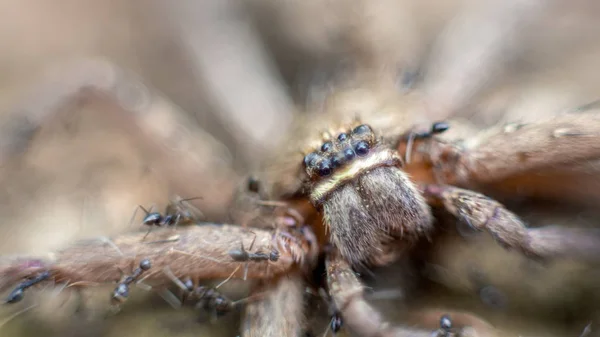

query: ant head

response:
[183,278,194,292]
[213,295,230,313]
[440,314,452,331]
[111,284,129,305]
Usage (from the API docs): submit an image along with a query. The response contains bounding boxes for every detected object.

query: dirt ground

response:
[0,1,600,336]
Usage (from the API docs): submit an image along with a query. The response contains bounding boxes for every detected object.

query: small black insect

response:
[228,235,280,263]
[133,196,204,239]
[111,258,152,305]
[165,270,238,320]
[403,121,451,164]
[228,235,280,281]
[330,312,343,334]
[438,314,453,337]
[4,271,51,304]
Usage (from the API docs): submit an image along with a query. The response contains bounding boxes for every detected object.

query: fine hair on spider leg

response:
[422,184,600,262]
[241,272,306,337]
[324,249,484,337]
[0,224,307,309]
[402,111,600,190]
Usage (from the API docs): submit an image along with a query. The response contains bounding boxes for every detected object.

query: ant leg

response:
[142,229,153,242]
[215,265,241,289]
[242,233,258,281]
[179,196,204,206]
[129,204,153,227]
[422,184,600,262]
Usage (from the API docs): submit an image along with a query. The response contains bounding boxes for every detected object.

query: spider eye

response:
[321,141,334,152]
[354,141,370,156]
[337,133,349,141]
[331,152,346,168]
[317,159,332,177]
[304,152,319,168]
[343,148,355,161]
[352,124,371,135]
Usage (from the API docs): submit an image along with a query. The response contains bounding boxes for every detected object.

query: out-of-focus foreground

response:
[0,0,600,336]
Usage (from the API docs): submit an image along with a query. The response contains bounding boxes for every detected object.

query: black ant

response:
[403,121,450,164]
[329,312,343,335]
[163,267,243,321]
[4,271,51,304]
[228,236,280,263]
[228,234,280,280]
[316,287,344,336]
[188,285,234,318]
[111,258,152,305]
[132,196,204,240]
[436,314,454,337]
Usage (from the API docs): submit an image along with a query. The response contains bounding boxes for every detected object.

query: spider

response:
[1,2,600,337]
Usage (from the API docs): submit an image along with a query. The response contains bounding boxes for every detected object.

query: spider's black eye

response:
[317,159,332,177]
[343,147,355,161]
[431,122,450,134]
[337,133,349,142]
[352,124,372,135]
[331,152,346,168]
[304,152,319,168]
[354,141,369,156]
[321,141,334,152]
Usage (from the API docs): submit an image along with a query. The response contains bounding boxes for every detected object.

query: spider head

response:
[301,122,434,267]
[302,124,377,182]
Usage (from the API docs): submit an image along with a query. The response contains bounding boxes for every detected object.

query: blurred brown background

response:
[0,0,599,336]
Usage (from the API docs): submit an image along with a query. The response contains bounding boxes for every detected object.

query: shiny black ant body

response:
[228,234,280,280]
[111,259,152,305]
[164,268,238,319]
[4,271,51,304]
[133,196,204,239]
[228,238,280,263]
[437,314,454,337]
